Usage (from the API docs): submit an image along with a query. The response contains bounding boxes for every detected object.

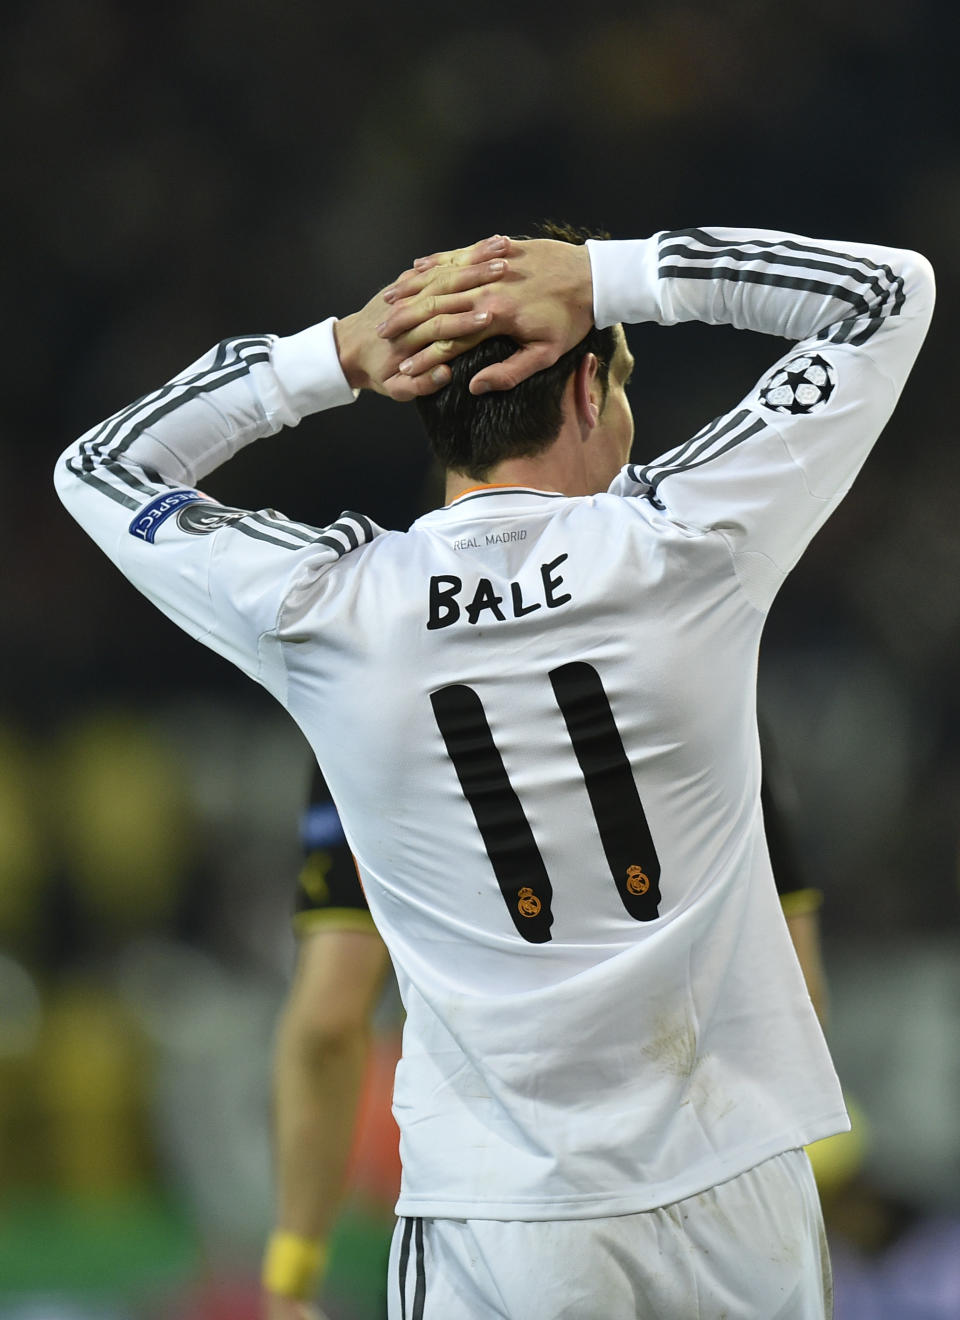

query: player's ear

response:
[573,353,601,431]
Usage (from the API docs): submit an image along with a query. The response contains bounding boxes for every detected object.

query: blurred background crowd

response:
[2,0,959,1315]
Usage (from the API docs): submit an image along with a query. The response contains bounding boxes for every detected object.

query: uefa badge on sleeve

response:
[758,353,837,415]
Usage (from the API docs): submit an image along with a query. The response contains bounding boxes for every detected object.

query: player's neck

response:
[444,428,594,504]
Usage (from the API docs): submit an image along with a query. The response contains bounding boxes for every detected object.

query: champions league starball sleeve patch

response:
[175,502,247,535]
[758,353,837,415]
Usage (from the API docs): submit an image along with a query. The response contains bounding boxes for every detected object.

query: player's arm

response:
[383,228,934,609]
[596,228,935,607]
[266,926,389,1318]
[53,244,509,689]
[264,769,389,1317]
[760,736,828,1025]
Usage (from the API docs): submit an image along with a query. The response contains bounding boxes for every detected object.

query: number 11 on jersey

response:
[431,662,662,943]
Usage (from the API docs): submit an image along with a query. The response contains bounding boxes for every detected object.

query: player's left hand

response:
[334,235,511,401]
[378,235,594,395]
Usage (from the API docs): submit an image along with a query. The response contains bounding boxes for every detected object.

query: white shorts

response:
[388,1149,831,1319]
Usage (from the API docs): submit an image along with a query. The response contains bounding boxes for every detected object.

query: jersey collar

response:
[447,485,566,508]
[412,486,569,530]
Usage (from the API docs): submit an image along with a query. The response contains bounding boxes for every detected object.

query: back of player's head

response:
[415,222,617,482]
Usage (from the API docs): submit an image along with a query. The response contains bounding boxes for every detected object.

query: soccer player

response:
[56,224,933,1318]
[267,741,826,1319]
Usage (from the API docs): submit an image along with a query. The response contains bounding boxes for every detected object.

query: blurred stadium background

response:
[2,0,959,1315]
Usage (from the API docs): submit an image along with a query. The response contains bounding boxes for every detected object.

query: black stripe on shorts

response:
[398,1217,413,1320]
[413,1217,426,1320]
[397,1217,426,1320]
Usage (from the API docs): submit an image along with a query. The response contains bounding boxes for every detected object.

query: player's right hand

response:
[378,236,596,395]
[335,234,512,402]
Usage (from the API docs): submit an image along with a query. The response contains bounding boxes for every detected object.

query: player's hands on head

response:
[334,235,512,402]
[379,236,596,395]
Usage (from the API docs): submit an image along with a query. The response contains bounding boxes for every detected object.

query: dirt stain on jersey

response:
[687,1054,736,1123]
[642,1014,697,1079]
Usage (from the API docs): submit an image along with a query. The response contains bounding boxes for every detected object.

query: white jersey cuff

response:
[586,237,661,329]
[272,317,359,416]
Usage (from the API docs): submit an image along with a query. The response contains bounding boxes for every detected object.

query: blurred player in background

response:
[56,223,933,1318]
[760,723,827,1024]
[268,767,391,1320]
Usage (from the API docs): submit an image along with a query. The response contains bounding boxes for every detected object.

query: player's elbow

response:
[281,995,373,1060]
[283,1018,372,1081]
[902,249,936,324]
[53,444,81,511]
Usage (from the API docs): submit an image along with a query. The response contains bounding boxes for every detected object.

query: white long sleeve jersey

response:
[56,228,934,1219]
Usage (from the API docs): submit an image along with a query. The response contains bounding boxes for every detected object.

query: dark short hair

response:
[415,222,617,481]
